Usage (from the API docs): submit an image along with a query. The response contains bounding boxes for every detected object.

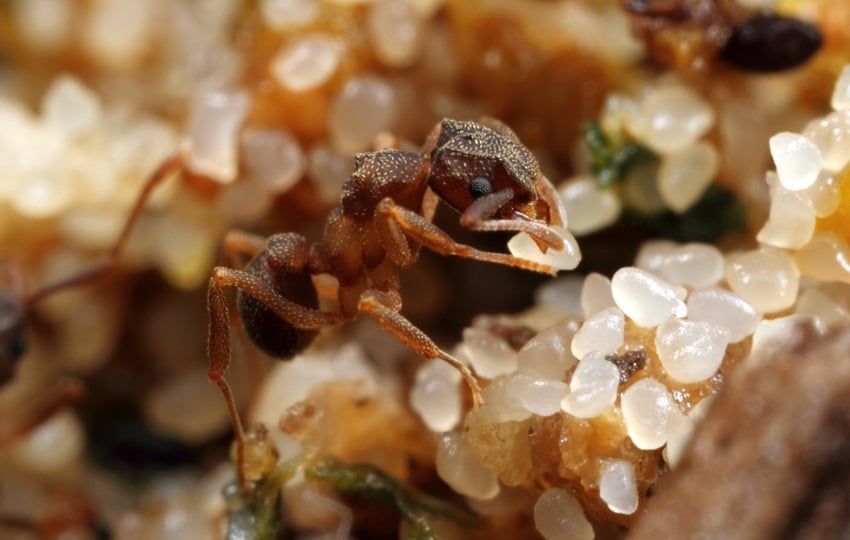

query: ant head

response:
[427,119,553,225]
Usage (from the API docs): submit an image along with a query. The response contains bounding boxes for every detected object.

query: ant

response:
[204,118,571,489]
[1,117,570,494]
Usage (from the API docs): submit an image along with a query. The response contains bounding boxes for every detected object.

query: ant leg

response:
[456,188,565,250]
[0,378,84,446]
[223,230,267,268]
[375,198,559,276]
[25,152,184,307]
[207,267,343,489]
[534,173,568,228]
[421,187,439,222]
[357,289,483,407]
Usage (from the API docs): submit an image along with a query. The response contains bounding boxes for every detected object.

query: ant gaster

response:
[205,118,568,488]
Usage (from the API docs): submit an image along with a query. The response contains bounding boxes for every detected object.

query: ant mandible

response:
[205,118,572,487]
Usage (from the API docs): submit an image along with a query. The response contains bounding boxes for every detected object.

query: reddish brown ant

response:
[1,118,570,493]
[204,118,570,488]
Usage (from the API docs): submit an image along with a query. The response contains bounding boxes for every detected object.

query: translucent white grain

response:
[622,160,666,214]
[611,267,687,327]
[571,307,625,359]
[599,460,639,515]
[658,142,718,212]
[308,142,353,203]
[479,375,533,423]
[663,414,694,468]
[581,272,616,319]
[251,344,374,426]
[686,286,761,343]
[436,432,500,500]
[242,128,306,193]
[11,0,72,52]
[410,359,462,432]
[215,177,274,225]
[151,214,218,289]
[7,409,85,474]
[41,75,102,137]
[751,314,826,357]
[186,90,250,184]
[802,171,840,217]
[517,321,579,380]
[769,132,823,191]
[757,183,816,249]
[535,276,584,317]
[601,92,641,137]
[329,76,398,154]
[534,488,594,540]
[635,239,678,275]
[9,172,73,218]
[557,176,621,236]
[664,396,714,467]
[561,351,620,418]
[795,287,850,329]
[725,247,799,313]
[144,369,231,444]
[462,327,517,379]
[655,318,729,383]
[507,227,581,272]
[621,377,683,450]
[368,0,424,68]
[271,35,342,93]
[82,0,155,69]
[831,65,850,111]
[794,232,850,283]
[637,86,714,154]
[802,110,850,171]
[260,0,318,30]
[510,373,569,417]
[659,243,724,288]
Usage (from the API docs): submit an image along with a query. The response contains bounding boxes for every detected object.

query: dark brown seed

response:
[720,14,822,73]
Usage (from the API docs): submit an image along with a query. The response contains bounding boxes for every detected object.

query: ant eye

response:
[469,177,492,199]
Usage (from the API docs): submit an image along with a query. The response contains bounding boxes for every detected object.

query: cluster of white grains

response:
[411,236,850,529]
[557,83,719,236]
[0,74,237,291]
[758,64,850,285]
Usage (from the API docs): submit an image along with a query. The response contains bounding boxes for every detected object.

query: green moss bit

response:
[582,122,655,187]
[624,185,746,243]
[225,454,479,540]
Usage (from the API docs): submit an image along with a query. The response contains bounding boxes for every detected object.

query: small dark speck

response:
[606,349,648,383]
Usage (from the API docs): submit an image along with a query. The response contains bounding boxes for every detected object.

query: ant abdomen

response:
[237,255,318,359]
